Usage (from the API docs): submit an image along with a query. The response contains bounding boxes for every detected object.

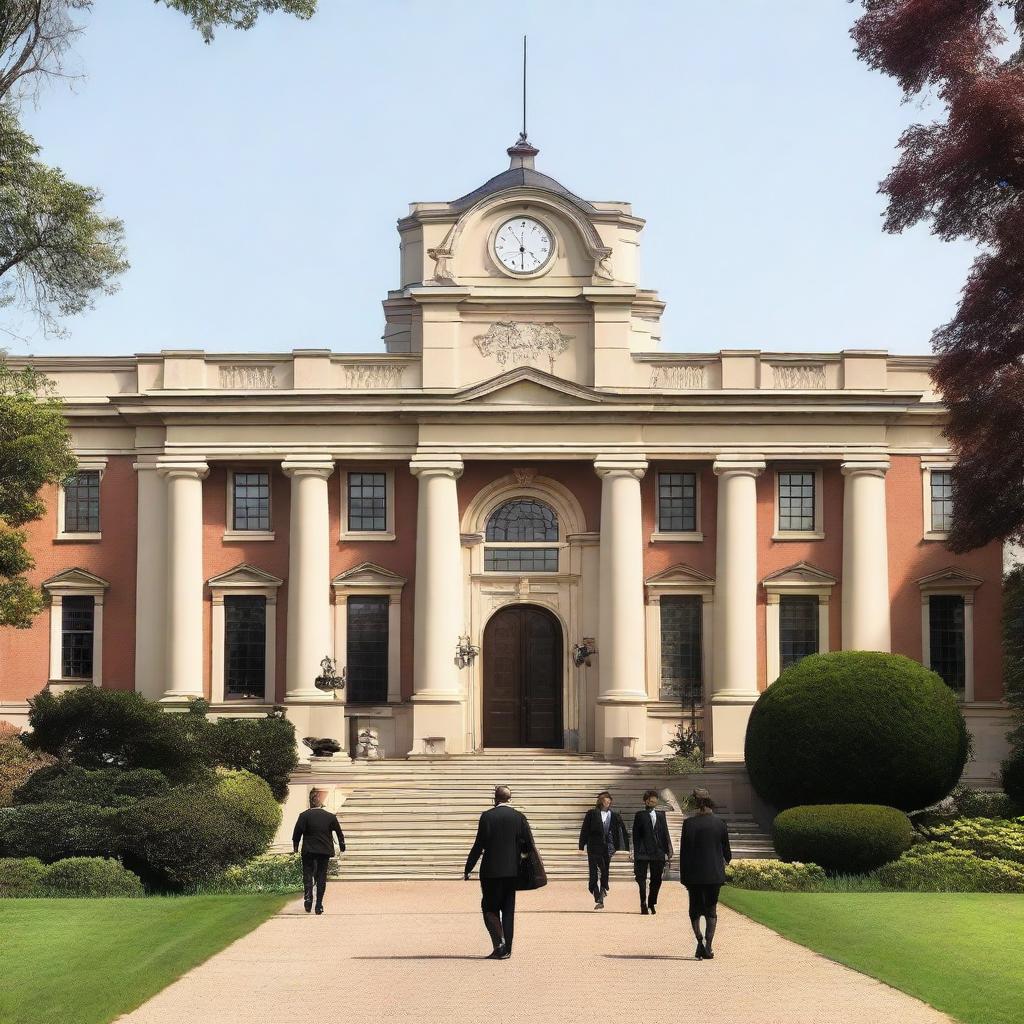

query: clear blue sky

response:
[11,1,977,357]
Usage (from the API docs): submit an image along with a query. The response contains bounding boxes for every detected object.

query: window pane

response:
[485,499,558,541]
[779,595,819,672]
[61,596,95,678]
[225,595,266,699]
[63,471,100,533]
[930,470,953,533]
[348,472,387,532]
[657,472,697,532]
[232,472,271,532]
[929,595,965,693]
[778,472,815,532]
[660,595,702,702]
[347,596,389,704]
[483,548,559,572]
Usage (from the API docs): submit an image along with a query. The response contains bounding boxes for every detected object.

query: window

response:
[930,470,953,534]
[657,472,697,533]
[347,595,389,704]
[929,594,965,693]
[778,472,815,532]
[348,472,387,532]
[231,472,271,532]
[63,471,101,534]
[483,498,559,573]
[659,595,702,702]
[224,595,267,700]
[61,596,95,679]
[779,595,819,671]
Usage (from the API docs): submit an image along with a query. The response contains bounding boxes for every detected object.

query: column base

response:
[596,697,648,760]
[283,699,348,761]
[409,693,466,756]
[707,694,759,763]
[158,691,205,708]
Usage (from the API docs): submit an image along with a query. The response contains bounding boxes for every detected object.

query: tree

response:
[0,360,76,626]
[851,2,1024,553]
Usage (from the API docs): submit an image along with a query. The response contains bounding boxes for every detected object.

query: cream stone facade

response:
[0,137,1012,782]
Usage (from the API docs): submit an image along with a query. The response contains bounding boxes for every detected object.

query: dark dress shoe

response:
[703,946,714,959]
[640,905,649,915]
[486,946,505,959]
[314,906,324,915]
[649,904,657,915]
[498,950,512,960]
[595,898,605,910]
[695,940,707,959]
[303,900,312,913]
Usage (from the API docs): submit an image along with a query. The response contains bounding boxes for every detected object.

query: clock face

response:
[493,217,553,274]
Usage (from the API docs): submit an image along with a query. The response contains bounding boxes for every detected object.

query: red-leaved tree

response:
[852,1,1024,553]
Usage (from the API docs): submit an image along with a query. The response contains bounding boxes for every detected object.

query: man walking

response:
[578,791,629,910]
[630,789,673,915]
[464,785,535,960]
[680,787,732,959]
[292,788,345,915]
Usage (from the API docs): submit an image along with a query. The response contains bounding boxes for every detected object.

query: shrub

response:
[36,857,144,897]
[1002,750,1024,808]
[874,846,1024,892]
[745,651,970,811]
[23,688,210,783]
[13,765,170,807]
[947,784,1023,820]
[0,729,56,807]
[927,816,1024,865]
[0,802,121,862]
[773,804,913,874]
[204,713,297,801]
[209,853,332,894]
[726,858,827,891]
[118,769,281,891]
[0,856,46,896]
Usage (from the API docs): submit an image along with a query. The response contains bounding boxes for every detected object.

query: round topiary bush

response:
[745,651,969,811]
[0,856,46,896]
[773,804,913,874]
[36,857,144,898]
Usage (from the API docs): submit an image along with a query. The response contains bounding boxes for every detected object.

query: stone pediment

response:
[917,566,983,590]
[762,562,838,588]
[332,562,407,589]
[453,367,608,407]
[646,564,715,589]
[41,567,110,590]
[206,563,283,589]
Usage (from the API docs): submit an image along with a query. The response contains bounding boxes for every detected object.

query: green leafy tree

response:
[0,360,76,626]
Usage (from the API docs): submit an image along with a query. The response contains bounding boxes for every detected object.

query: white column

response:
[594,455,648,758]
[282,459,335,699]
[841,459,891,652]
[409,454,465,754]
[709,456,765,761]
[157,460,209,702]
[133,460,166,701]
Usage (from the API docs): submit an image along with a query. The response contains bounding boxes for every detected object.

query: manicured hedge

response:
[119,769,281,891]
[928,816,1024,865]
[0,856,46,896]
[0,801,122,862]
[13,765,170,807]
[874,846,1024,893]
[773,803,913,874]
[35,857,144,897]
[725,858,827,892]
[211,853,309,894]
[204,715,297,802]
[745,651,969,811]
[0,727,55,807]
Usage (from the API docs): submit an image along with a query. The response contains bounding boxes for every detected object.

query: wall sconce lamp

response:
[455,635,480,669]
[572,638,597,667]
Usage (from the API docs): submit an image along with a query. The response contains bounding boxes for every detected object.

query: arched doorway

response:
[482,604,563,748]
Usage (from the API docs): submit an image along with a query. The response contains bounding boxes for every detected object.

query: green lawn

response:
[0,895,288,1024]
[721,889,1024,1024]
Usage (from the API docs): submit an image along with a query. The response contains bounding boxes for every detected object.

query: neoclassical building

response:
[0,136,1011,780]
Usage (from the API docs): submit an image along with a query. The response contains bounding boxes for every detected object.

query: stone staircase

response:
[288,751,774,880]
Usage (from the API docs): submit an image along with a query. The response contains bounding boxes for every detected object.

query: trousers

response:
[302,853,331,908]
[480,877,518,951]
[587,847,611,896]
[634,859,665,906]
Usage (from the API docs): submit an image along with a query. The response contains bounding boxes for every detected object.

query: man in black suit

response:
[577,791,629,910]
[630,789,673,915]
[292,788,345,915]
[464,785,535,960]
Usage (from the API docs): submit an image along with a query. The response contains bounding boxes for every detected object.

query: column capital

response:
[281,458,335,480]
[156,459,209,480]
[409,454,464,480]
[593,455,648,480]
[713,455,766,478]
[841,458,890,478]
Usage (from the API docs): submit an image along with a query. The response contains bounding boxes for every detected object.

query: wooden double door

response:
[482,604,563,748]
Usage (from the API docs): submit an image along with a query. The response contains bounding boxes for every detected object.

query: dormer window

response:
[483,499,559,572]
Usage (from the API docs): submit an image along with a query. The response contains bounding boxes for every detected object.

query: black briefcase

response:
[516,842,548,891]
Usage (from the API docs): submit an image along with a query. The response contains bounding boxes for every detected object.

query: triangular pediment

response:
[332,561,407,588]
[762,562,837,587]
[207,563,283,588]
[41,567,109,590]
[453,366,609,407]
[917,566,983,590]
[646,564,715,587]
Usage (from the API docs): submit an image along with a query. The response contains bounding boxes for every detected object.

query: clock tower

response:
[382,134,666,390]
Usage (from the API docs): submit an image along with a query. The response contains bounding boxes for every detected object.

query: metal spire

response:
[508,34,539,168]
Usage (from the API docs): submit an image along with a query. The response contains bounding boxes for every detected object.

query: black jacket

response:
[679,812,731,885]
[465,804,535,879]
[578,808,630,854]
[631,808,673,862]
[292,808,345,857]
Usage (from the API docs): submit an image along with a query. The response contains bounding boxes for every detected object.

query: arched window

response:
[484,498,559,572]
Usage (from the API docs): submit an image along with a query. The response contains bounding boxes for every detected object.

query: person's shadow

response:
[353,955,484,961]
[603,954,695,961]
